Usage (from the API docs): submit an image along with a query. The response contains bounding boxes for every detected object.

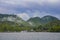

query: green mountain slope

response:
[41,15,59,24]
[0,14,31,32]
[0,14,60,32]
[0,14,30,27]
[27,15,59,27]
[44,20,60,32]
[27,17,42,26]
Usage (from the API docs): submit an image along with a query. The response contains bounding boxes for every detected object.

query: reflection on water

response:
[0,32,60,40]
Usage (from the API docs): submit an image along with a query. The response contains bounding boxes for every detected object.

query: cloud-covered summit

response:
[0,0,60,20]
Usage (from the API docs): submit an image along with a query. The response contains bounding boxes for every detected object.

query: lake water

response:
[0,32,60,40]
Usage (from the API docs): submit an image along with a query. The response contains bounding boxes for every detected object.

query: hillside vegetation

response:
[0,14,60,32]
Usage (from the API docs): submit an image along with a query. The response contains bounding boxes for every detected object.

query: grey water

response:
[0,32,60,40]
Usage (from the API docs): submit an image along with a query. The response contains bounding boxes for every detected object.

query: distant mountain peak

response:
[27,15,59,26]
[42,15,57,18]
[41,15,59,21]
[0,14,30,27]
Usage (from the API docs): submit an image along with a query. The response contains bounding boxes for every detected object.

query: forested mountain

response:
[41,15,59,24]
[32,20,60,32]
[44,20,60,32]
[28,15,59,26]
[0,14,31,32]
[0,14,60,32]
[0,14,30,27]
[27,17,42,26]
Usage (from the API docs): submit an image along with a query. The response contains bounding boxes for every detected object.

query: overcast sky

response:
[0,0,60,20]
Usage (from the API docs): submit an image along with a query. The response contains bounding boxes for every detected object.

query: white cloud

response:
[47,0,59,3]
[33,11,51,18]
[16,13,30,21]
[0,0,60,20]
[33,11,60,19]
[33,11,40,17]
[1,0,60,5]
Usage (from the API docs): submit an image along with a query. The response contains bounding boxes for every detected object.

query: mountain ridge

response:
[27,15,59,26]
[0,14,60,32]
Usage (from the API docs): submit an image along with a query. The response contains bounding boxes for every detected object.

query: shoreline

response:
[0,32,60,33]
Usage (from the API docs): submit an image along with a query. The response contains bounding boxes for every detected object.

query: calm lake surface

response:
[0,32,60,40]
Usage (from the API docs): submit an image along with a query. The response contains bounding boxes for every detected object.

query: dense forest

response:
[0,14,60,32]
[33,20,60,32]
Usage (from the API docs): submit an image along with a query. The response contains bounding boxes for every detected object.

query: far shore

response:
[0,32,60,33]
